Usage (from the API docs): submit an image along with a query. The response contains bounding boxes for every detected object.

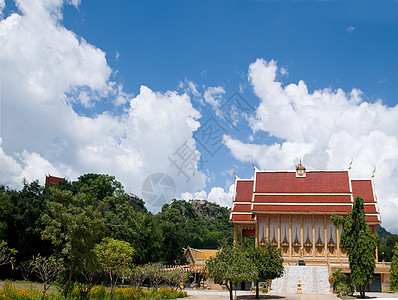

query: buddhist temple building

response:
[230,162,391,292]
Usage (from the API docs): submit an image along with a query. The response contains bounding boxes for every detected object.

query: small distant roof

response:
[45,175,65,186]
[183,246,218,265]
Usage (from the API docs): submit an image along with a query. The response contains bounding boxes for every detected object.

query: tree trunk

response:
[67,260,75,285]
[358,285,365,298]
[228,281,233,300]
[109,271,114,300]
[255,280,259,299]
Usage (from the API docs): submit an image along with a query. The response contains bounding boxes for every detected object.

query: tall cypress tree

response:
[332,195,376,298]
[390,242,398,292]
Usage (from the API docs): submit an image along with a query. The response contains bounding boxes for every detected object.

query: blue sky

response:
[1,0,398,233]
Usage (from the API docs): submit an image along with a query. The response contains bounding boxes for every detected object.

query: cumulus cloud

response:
[180,186,234,208]
[225,58,398,232]
[181,190,208,201]
[207,185,235,208]
[0,0,206,211]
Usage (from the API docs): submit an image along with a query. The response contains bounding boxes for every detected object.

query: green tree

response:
[41,188,105,284]
[142,262,166,292]
[94,238,134,300]
[332,195,376,298]
[7,180,52,262]
[0,187,12,241]
[0,240,17,268]
[390,242,398,292]
[103,198,163,264]
[379,234,398,262]
[206,244,258,300]
[164,268,190,291]
[29,254,63,300]
[246,243,284,299]
[333,268,354,296]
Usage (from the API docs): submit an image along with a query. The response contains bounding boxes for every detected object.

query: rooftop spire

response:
[296,158,306,177]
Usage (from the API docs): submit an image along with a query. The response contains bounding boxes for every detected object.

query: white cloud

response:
[225,58,398,233]
[346,26,355,33]
[180,190,207,201]
[0,138,61,188]
[0,0,5,18]
[225,137,314,170]
[204,86,225,110]
[0,0,207,212]
[207,185,235,208]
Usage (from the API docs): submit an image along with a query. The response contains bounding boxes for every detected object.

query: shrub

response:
[333,269,354,297]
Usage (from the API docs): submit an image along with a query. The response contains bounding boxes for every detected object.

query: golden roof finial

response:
[233,168,237,179]
[251,159,257,171]
[128,187,131,196]
[372,165,376,178]
[348,157,353,170]
[296,158,305,170]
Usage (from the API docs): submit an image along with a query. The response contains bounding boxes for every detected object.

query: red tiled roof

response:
[351,180,375,203]
[255,171,351,194]
[233,204,252,212]
[364,204,378,214]
[251,204,352,213]
[365,215,380,223]
[230,213,255,222]
[45,175,64,186]
[230,169,381,226]
[253,194,352,203]
[235,180,253,202]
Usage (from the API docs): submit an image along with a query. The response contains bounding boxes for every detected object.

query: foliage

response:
[94,237,134,299]
[41,188,105,284]
[0,282,187,300]
[333,268,354,297]
[390,242,398,292]
[0,187,12,241]
[245,242,284,299]
[332,195,376,298]
[0,174,234,287]
[141,263,165,292]
[0,280,62,300]
[6,180,53,263]
[29,255,63,299]
[163,268,190,291]
[157,199,233,264]
[73,255,102,299]
[0,241,17,268]
[378,231,398,262]
[206,244,258,300]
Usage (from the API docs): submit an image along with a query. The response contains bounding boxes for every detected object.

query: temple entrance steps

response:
[269,265,331,294]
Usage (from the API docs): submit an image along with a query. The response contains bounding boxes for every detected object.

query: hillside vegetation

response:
[0,174,232,281]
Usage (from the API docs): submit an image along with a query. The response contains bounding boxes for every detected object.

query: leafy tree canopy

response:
[206,244,258,300]
[332,195,376,298]
[390,242,398,292]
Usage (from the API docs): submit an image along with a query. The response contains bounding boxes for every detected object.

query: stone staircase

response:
[269,266,331,294]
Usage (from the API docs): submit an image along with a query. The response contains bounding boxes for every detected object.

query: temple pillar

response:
[266,215,270,242]
[376,245,379,262]
[336,225,340,260]
[278,214,281,249]
[234,225,238,245]
[255,222,259,247]
[324,215,327,258]
[312,215,315,259]
[289,215,292,259]
[300,215,304,257]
